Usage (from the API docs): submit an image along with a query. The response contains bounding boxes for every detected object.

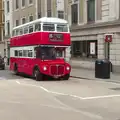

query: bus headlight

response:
[66,66,70,71]
[43,66,47,71]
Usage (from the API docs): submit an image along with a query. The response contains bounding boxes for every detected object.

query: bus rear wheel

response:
[14,64,19,75]
[33,69,43,81]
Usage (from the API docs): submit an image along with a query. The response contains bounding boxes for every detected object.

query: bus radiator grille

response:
[50,65,64,76]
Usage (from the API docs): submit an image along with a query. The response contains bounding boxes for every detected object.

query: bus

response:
[10,17,71,81]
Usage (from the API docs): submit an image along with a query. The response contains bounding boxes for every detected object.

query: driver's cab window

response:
[56,49,64,58]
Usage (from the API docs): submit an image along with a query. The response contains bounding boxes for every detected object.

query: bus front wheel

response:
[33,69,43,81]
[63,74,70,80]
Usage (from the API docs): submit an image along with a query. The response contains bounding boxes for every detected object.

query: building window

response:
[71,4,78,24]
[7,1,9,13]
[72,40,98,59]
[16,20,19,26]
[57,11,64,19]
[22,0,25,7]
[29,15,33,22]
[47,0,51,17]
[22,18,26,24]
[87,0,95,23]
[7,21,10,35]
[29,0,33,4]
[15,0,19,9]
[47,10,51,17]
[38,12,41,18]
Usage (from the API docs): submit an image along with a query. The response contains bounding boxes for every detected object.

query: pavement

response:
[5,64,120,83]
[0,69,120,119]
[71,68,120,83]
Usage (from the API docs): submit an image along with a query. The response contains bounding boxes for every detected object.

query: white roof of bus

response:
[13,17,68,30]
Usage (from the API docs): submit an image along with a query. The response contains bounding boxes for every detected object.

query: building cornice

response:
[70,20,120,31]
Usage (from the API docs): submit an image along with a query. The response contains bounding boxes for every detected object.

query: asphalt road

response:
[0,69,120,120]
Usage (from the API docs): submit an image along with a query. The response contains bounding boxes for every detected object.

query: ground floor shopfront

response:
[70,21,120,73]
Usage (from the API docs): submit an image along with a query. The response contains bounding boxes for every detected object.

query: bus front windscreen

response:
[40,47,56,60]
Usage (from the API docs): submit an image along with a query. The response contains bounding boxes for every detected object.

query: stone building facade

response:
[4,0,67,63]
[68,0,120,73]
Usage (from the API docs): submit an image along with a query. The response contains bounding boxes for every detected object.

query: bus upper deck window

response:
[20,29,23,35]
[57,24,68,32]
[43,24,55,31]
[29,25,33,33]
[35,23,41,31]
[16,29,19,35]
[24,27,28,34]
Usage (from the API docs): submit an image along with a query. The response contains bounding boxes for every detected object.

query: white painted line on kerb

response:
[16,81,120,100]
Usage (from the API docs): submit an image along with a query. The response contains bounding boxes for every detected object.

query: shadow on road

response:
[0,69,68,82]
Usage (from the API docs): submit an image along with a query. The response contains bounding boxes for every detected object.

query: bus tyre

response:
[14,64,18,75]
[33,69,42,81]
[63,74,70,80]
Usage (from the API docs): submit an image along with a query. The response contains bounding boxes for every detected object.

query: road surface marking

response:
[0,100,21,104]
[16,81,20,84]
[15,81,103,119]
[39,104,71,111]
[16,81,120,100]
[39,103,103,119]
[82,94,120,100]
[16,81,49,92]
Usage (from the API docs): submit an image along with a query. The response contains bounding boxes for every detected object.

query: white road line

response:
[0,100,22,104]
[82,94,120,100]
[16,82,120,100]
[39,103,103,119]
[16,81,20,84]
[39,104,71,111]
[49,91,68,96]
[39,86,50,92]
[17,82,50,92]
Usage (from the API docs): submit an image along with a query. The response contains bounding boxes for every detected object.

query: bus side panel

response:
[10,57,35,76]
[10,57,15,71]
[10,32,71,47]
[23,58,36,76]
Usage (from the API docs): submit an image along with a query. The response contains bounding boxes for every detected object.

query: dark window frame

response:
[15,0,19,9]
[87,0,95,23]
[22,0,25,7]
[71,3,78,24]
[7,1,9,13]
[57,11,64,19]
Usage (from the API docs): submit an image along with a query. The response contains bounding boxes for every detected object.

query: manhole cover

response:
[110,87,120,91]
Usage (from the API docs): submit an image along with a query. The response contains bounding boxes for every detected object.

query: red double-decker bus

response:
[10,17,71,81]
